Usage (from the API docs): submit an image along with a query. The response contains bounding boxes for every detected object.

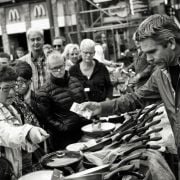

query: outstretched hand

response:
[80,101,102,117]
[29,127,49,144]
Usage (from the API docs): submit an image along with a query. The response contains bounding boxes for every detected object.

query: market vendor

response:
[80,14,180,159]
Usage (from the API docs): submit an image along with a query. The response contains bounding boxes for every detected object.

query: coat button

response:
[176,107,179,112]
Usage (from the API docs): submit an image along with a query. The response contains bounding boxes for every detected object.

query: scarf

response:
[50,71,69,86]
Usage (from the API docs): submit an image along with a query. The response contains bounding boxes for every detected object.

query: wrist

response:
[136,73,141,79]
[26,128,33,144]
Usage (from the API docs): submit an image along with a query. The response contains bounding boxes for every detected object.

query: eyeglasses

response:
[16,79,28,86]
[53,45,62,48]
[70,53,79,56]
[50,65,65,72]
[82,51,94,56]
[0,85,16,93]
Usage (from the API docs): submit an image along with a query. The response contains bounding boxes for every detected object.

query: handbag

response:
[0,146,15,180]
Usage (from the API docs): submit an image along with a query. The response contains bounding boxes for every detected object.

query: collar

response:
[50,71,69,86]
[23,88,32,105]
[31,52,45,63]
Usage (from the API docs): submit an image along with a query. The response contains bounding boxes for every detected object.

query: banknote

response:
[70,102,92,120]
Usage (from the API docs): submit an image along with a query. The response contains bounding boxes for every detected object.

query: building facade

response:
[0,0,179,59]
[0,0,77,55]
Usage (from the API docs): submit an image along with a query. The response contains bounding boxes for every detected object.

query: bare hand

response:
[129,74,141,85]
[80,101,102,116]
[29,127,49,144]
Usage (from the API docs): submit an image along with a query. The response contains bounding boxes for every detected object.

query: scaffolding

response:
[66,0,148,61]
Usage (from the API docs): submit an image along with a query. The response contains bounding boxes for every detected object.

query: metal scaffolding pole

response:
[46,0,55,44]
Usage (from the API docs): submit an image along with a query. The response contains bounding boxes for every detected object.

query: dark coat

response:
[69,59,113,102]
[36,72,88,150]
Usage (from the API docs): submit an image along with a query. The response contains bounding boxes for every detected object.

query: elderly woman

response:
[0,65,48,179]
[69,39,113,102]
[63,43,80,71]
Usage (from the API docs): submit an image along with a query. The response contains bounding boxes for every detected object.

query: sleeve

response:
[138,64,154,80]
[36,87,81,133]
[0,121,33,149]
[127,62,135,71]
[100,73,161,116]
[103,65,113,99]
[35,88,52,126]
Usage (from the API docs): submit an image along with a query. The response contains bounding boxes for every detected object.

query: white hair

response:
[26,27,44,39]
[47,51,64,69]
[62,43,80,59]
[80,39,95,50]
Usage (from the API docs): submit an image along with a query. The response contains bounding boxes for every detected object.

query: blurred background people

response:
[96,32,109,60]
[63,43,80,71]
[15,47,26,59]
[0,52,11,65]
[94,33,121,69]
[53,37,65,53]
[127,31,155,89]
[43,44,53,58]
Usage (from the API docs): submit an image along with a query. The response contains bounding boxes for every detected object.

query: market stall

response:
[19,104,177,180]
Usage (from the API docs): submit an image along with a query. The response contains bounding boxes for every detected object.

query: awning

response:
[6,22,26,34]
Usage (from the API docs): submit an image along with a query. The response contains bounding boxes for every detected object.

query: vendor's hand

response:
[80,101,102,116]
[110,62,117,67]
[28,127,49,144]
[128,74,141,85]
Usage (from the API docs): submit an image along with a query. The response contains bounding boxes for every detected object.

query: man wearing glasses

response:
[53,37,65,53]
[37,51,88,151]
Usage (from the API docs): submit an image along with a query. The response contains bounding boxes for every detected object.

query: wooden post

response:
[111,28,117,62]
[63,0,70,43]
[46,0,55,44]
[75,0,82,44]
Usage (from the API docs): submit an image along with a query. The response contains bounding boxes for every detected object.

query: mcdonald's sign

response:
[34,4,46,17]
[8,8,20,21]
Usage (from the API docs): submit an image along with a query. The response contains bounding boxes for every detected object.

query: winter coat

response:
[37,73,88,150]
[69,59,113,102]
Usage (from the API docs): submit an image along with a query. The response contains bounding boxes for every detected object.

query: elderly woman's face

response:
[16,77,31,96]
[69,48,79,64]
[81,46,95,62]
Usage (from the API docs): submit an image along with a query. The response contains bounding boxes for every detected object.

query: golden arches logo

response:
[8,8,20,21]
[34,4,46,17]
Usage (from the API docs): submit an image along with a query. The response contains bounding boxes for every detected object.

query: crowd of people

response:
[0,13,179,179]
